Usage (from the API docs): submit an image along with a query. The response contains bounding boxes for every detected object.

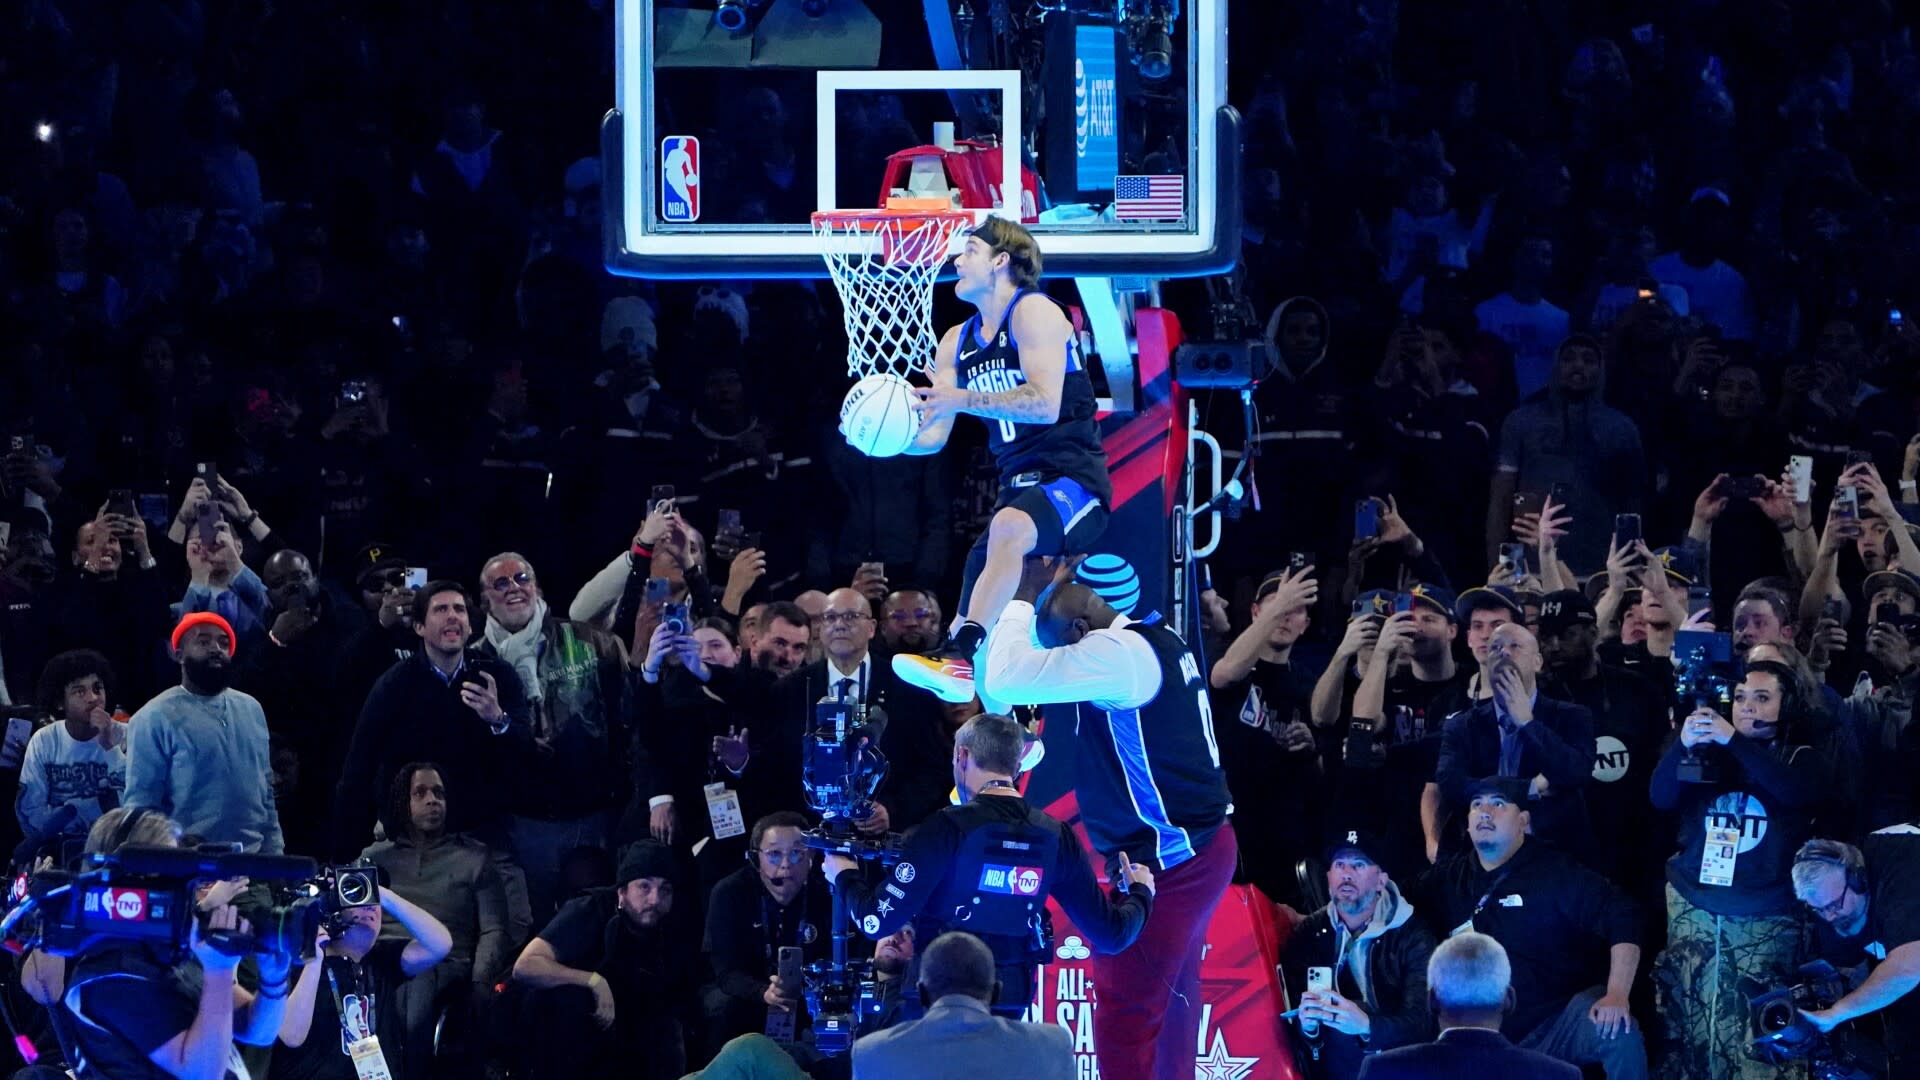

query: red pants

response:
[1090,822,1238,1080]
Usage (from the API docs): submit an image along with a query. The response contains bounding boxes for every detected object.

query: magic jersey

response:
[954,290,1113,503]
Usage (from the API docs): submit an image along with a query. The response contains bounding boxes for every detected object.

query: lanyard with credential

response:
[1470,870,1514,922]
[325,962,377,1054]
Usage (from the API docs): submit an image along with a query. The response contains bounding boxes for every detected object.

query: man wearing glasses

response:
[880,589,945,655]
[1794,833,1920,1072]
[474,551,633,923]
[758,589,955,833]
[701,811,840,1055]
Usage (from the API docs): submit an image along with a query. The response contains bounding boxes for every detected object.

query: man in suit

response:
[1358,932,1578,1080]
[753,588,953,831]
[1433,619,1596,855]
[851,931,1072,1080]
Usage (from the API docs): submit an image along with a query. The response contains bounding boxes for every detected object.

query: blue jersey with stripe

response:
[955,290,1112,503]
[1075,619,1232,871]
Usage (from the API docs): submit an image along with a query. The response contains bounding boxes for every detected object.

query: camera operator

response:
[1793,832,1920,1072]
[60,807,298,1080]
[822,713,1153,1022]
[1279,828,1436,1078]
[1650,660,1831,1075]
[271,878,452,1080]
[699,811,833,1053]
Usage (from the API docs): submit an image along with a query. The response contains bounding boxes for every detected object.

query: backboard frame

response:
[603,0,1241,281]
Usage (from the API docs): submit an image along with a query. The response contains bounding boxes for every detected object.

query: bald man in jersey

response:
[980,557,1235,1080]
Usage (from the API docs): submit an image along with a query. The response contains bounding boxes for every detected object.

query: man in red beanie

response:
[124,611,285,853]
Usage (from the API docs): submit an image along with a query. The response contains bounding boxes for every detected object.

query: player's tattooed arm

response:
[962,383,1060,423]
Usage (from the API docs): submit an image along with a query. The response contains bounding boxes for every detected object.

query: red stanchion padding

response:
[1032,883,1303,1078]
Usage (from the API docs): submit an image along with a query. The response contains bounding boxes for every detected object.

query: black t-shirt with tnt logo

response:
[1651,733,1828,917]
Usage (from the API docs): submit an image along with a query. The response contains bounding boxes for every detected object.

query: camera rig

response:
[1746,962,1887,1079]
[797,693,904,1054]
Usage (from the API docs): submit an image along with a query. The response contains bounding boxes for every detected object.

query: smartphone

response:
[717,509,743,534]
[1513,490,1547,523]
[136,493,169,528]
[1835,485,1860,520]
[1307,966,1333,994]
[193,501,223,548]
[1721,476,1766,500]
[1392,592,1414,615]
[1344,723,1376,768]
[453,672,484,699]
[662,601,690,635]
[859,561,886,579]
[741,530,763,553]
[195,461,220,489]
[337,379,367,407]
[1287,551,1313,575]
[1847,449,1877,467]
[405,567,429,590]
[1821,598,1846,624]
[1876,603,1904,628]
[1788,455,1814,505]
[105,488,136,519]
[1498,543,1528,576]
[644,576,673,606]
[650,485,676,513]
[1892,309,1905,327]
[1690,586,1715,617]
[1614,512,1643,548]
[1354,499,1380,540]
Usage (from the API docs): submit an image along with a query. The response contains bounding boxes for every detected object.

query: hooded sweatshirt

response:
[1281,878,1437,1078]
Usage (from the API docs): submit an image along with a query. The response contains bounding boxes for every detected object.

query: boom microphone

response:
[102,845,318,882]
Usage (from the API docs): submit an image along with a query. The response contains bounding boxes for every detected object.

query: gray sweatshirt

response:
[125,686,285,854]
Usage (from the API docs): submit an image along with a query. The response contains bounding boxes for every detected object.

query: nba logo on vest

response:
[661,135,700,223]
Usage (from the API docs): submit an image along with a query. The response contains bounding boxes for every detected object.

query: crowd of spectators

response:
[5,0,1920,1077]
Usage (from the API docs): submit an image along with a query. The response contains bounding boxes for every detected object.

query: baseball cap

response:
[1256,568,1306,602]
[353,543,408,588]
[1465,776,1531,804]
[618,840,676,888]
[1863,569,1920,608]
[1536,590,1598,636]
[1324,827,1385,866]
[1455,585,1525,624]
[1351,589,1395,620]
[1651,546,1695,587]
[1408,583,1458,621]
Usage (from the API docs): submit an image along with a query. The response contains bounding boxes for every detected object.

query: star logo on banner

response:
[876,899,893,915]
[1192,1030,1257,1080]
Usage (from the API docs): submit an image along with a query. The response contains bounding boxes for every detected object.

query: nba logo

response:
[661,136,700,223]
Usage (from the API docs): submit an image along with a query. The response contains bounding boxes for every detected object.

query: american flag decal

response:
[1113,174,1186,221]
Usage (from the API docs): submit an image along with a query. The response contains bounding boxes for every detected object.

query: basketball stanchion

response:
[812,199,978,457]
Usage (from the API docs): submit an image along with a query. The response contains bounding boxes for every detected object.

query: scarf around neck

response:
[485,597,549,703]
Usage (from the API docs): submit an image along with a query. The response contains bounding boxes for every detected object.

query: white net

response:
[813,210,974,379]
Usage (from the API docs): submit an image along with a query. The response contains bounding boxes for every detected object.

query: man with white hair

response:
[1356,933,1579,1079]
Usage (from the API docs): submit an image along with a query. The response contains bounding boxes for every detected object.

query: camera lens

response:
[336,872,375,907]
[713,0,749,31]
[1759,999,1795,1034]
[252,896,322,958]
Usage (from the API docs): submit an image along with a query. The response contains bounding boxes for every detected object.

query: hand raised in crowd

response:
[1512,495,1570,553]
[1299,987,1371,1037]
[174,477,214,527]
[763,974,801,1014]
[97,505,151,564]
[1848,461,1900,522]
[1335,612,1381,659]
[1819,485,1865,549]
[1692,474,1732,526]
[1752,469,1803,529]
[1865,619,1913,677]
[632,600,664,661]
[724,547,767,610]
[211,477,255,526]
[271,596,319,645]
[1,447,58,500]
[636,500,681,550]
[671,627,708,681]
[377,584,413,630]
[1371,610,1418,662]
[1808,616,1849,673]
[1258,566,1317,621]
[459,670,505,726]
[185,528,242,587]
[1374,494,1414,546]
[1679,707,1735,749]
[1603,535,1640,591]
[649,802,677,846]
[851,561,888,605]
[643,621,680,677]
[712,725,750,772]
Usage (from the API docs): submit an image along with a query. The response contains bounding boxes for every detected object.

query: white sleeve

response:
[568,551,635,628]
[980,601,1162,710]
[15,729,50,836]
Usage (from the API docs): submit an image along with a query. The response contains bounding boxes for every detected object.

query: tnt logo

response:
[1014,868,1043,895]
[107,888,149,921]
[661,136,701,223]
[980,864,1045,895]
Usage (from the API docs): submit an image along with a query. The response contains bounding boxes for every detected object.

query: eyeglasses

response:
[487,571,533,593]
[757,850,813,867]
[886,609,935,623]
[1807,884,1853,921]
[819,611,871,626]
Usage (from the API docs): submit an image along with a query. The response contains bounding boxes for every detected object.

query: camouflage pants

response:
[1651,883,1805,1080]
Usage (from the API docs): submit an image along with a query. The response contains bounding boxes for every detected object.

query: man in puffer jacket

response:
[1280,827,1438,1079]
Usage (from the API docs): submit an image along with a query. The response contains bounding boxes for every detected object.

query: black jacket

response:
[1434,694,1595,854]
[233,601,356,857]
[1650,732,1826,917]
[1416,841,1639,1040]
[330,651,532,858]
[1280,880,1437,1079]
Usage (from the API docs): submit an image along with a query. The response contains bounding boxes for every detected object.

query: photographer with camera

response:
[270,869,451,1080]
[1792,832,1920,1073]
[1650,660,1833,1077]
[699,811,833,1054]
[60,807,298,1080]
[822,713,1153,1023]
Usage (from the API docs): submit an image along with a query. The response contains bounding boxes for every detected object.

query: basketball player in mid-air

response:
[892,217,1112,706]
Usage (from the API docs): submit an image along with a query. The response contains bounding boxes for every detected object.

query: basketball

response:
[840,374,920,458]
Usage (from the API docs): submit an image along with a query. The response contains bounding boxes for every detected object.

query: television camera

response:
[1,844,382,965]
[1745,962,1887,1079]
[798,690,903,1054]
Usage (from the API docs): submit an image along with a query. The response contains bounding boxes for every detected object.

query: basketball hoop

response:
[812,206,978,379]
